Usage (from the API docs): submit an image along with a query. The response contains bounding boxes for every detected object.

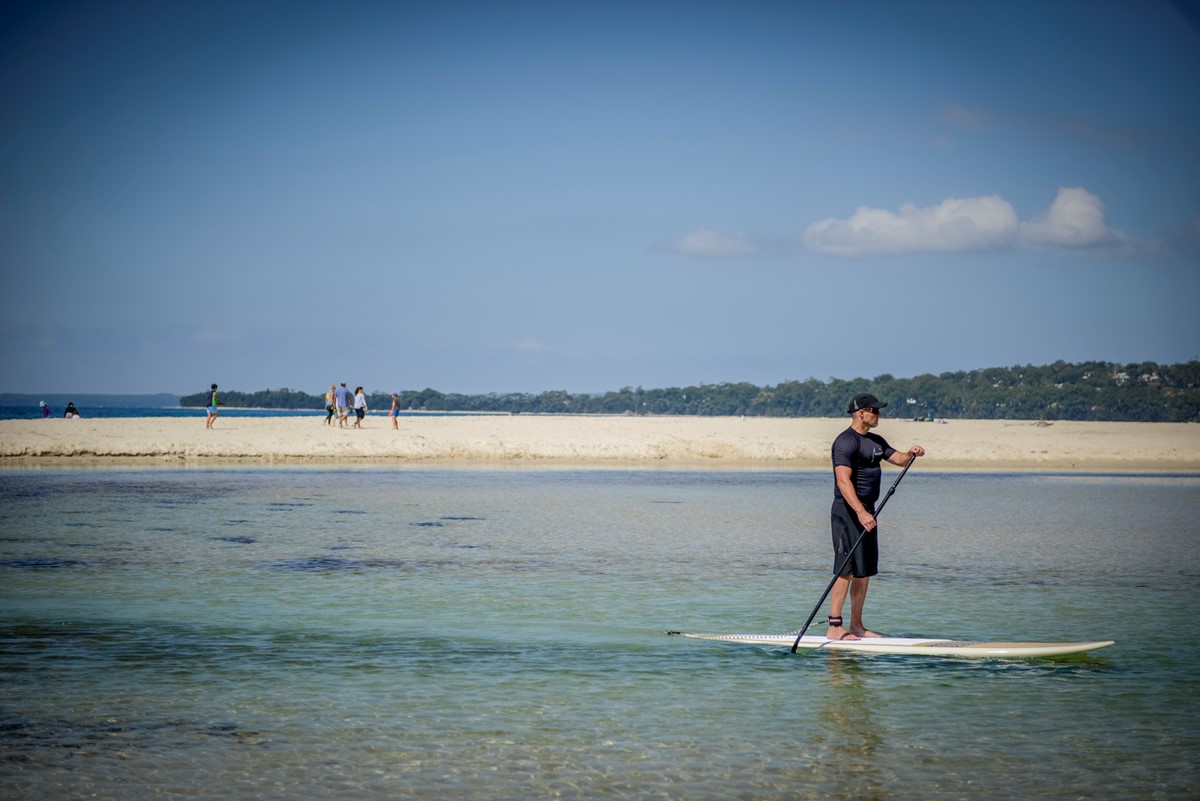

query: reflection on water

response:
[815,658,884,801]
[0,467,1197,800]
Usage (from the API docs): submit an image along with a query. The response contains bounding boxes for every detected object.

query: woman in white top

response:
[353,387,368,429]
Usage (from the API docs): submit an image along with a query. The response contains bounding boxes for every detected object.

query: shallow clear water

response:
[1,467,1198,800]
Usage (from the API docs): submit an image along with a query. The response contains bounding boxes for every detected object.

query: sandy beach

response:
[1,414,1196,471]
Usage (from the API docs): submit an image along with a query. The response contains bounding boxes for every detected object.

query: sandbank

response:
[0,415,1196,472]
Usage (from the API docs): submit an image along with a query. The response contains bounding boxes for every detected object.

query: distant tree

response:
[177,361,1200,421]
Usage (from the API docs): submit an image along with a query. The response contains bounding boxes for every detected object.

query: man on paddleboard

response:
[828,393,924,641]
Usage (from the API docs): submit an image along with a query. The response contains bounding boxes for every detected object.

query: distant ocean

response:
[0,405,320,421]
[0,406,477,421]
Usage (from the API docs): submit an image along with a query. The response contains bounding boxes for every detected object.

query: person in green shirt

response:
[205,384,220,429]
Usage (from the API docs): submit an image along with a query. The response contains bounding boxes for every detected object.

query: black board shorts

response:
[830,499,878,578]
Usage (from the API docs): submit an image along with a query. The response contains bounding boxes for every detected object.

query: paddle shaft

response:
[790,454,918,653]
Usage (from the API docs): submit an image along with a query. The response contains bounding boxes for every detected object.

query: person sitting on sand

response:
[64,402,80,419]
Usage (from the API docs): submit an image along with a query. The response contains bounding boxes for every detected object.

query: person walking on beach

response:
[205,384,220,429]
[826,393,924,641]
[334,383,350,428]
[324,384,336,425]
[389,393,401,430]
[353,386,368,428]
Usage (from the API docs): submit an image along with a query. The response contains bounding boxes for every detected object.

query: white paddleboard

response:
[672,632,1115,658]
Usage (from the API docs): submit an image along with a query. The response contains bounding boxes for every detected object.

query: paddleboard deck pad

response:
[670,632,1115,658]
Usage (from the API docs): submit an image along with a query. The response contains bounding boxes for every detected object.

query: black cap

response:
[847,393,887,413]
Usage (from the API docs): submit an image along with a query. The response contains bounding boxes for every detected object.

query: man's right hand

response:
[857,508,877,532]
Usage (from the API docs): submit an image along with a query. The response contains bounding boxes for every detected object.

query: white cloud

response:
[671,229,757,258]
[938,102,989,129]
[672,189,1131,261]
[939,101,1178,150]
[802,187,1132,258]
[803,195,1019,257]
[514,338,550,352]
[489,338,579,358]
[1018,187,1119,249]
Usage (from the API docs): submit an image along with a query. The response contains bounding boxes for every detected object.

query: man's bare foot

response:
[850,627,883,638]
[825,616,861,640]
[826,626,862,641]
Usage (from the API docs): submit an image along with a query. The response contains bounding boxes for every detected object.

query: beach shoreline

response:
[1,415,1196,472]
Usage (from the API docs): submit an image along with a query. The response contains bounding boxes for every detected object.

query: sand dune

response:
[1,415,1196,471]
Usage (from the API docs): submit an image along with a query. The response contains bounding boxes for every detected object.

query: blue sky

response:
[2,0,1198,396]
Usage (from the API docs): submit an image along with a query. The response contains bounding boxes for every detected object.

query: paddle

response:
[790,453,918,654]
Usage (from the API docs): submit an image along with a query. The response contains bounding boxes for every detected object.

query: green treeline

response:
[179,360,1200,422]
